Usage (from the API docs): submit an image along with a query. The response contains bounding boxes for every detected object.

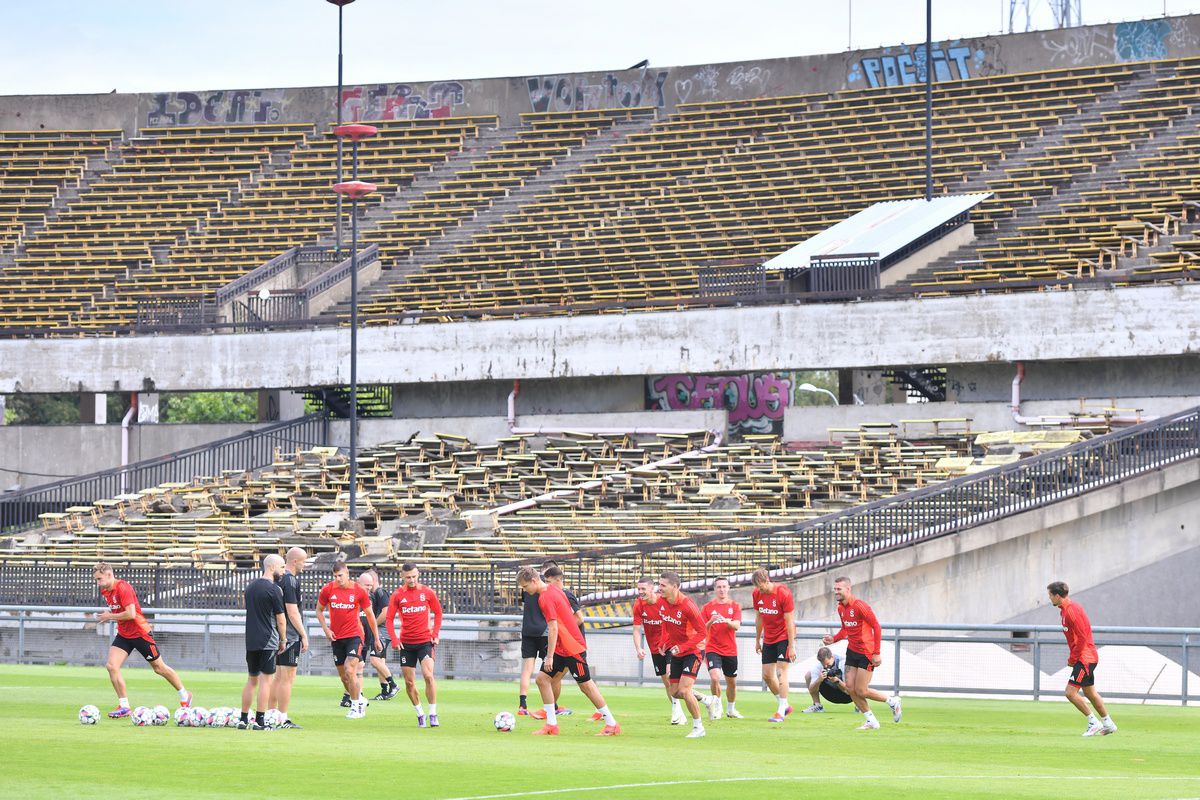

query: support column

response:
[258,390,307,422]
[80,393,107,424]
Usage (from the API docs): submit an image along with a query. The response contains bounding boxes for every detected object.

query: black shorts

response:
[547,651,592,683]
[650,651,668,677]
[331,636,363,666]
[819,681,854,705]
[246,648,277,676]
[760,640,793,665]
[845,649,875,671]
[706,653,739,677]
[398,642,435,668]
[362,626,385,659]
[111,634,160,662]
[668,653,702,682]
[277,640,301,668]
[1068,661,1097,688]
[521,635,549,660]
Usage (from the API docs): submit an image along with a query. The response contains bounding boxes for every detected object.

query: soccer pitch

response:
[1,665,1197,800]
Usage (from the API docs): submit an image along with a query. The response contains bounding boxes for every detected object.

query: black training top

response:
[279,571,304,645]
[521,587,580,636]
[245,577,285,651]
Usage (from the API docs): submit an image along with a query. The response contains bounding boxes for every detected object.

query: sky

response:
[2,0,1199,96]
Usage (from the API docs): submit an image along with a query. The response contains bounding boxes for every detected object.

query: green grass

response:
[1,664,1198,799]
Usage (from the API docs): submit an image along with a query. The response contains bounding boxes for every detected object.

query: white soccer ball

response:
[131,706,154,726]
[174,707,190,726]
[494,711,516,732]
[151,705,170,726]
[264,709,284,729]
[188,707,209,728]
[205,708,226,728]
[79,704,101,725]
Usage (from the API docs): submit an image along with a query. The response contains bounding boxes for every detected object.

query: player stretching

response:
[357,571,399,702]
[752,568,796,722]
[1048,581,1116,736]
[385,563,444,727]
[316,562,382,719]
[659,571,714,738]
[239,555,286,730]
[517,567,620,736]
[633,576,685,724]
[701,577,743,719]
[822,576,901,730]
[272,546,308,729]
[93,563,191,717]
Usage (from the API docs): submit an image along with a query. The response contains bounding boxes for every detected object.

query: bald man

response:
[240,554,286,730]
[272,547,308,728]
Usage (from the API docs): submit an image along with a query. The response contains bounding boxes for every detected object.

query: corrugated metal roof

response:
[762,193,991,271]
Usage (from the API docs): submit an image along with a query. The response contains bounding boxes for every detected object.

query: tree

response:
[160,392,256,423]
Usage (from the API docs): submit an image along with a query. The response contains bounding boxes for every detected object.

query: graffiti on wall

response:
[647,373,794,436]
[146,89,286,126]
[341,81,466,121]
[1114,19,1172,61]
[847,42,986,88]
[526,68,669,112]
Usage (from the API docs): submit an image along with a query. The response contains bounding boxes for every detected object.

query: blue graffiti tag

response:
[1114,19,1170,62]
[852,45,973,88]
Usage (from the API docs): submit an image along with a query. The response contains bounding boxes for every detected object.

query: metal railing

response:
[135,294,218,330]
[0,414,329,534]
[499,405,1200,598]
[0,564,499,613]
[1,607,1193,704]
[215,245,341,307]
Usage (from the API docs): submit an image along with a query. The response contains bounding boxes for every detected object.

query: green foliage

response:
[160,392,256,424]
[1,393,80,425]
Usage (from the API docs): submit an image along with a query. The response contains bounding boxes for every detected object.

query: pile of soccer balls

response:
[79,705,285,728]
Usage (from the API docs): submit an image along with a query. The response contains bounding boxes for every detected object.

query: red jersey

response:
[701,599,741,657]
[1060,600,1099,664]
[753,584,794,645]
[385,584,444,645]
[317,582,370,641]
[659,592,706,657]
[100,579,152,640]
[539,584,586,657]
[632,595,666,650]
[832,597,881,657]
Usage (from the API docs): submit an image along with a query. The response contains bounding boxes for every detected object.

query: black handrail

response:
[0,413,329,534]
[491,405,1200,597]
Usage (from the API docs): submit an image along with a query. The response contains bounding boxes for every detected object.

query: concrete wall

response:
[4,283,1199,394]
[392,376,646,418]
[780,457,1200,627]
[947,358,1200,402]
[0,422,271,490]
[3,16,1200,134]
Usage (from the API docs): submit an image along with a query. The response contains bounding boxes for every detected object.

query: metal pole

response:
[1032,630,1041,701]
[17,610,24,662]
[334,4,344,254]
[925,0,934,201]
[1183,634,1190,707]
[892,625,901,695]
[348,139,359,523]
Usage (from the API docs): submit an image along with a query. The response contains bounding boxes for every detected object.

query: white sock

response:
[692,717,704,729]
[429,704,437,715]
[777,696,790,713]
[597,704,616,726]
[1102,715,1114,726]
[865,710,878,724]
[671,698,681,710]
[414,704,424,716]
[544,703,557,726]
[1086,713,1098,726]
[727,700,736,712]
[118,697,130,709]
[177,688,188,701]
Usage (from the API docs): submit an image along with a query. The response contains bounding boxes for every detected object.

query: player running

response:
[357,570,399,702]
[517,567,619,736]
[540,564,579,719]
[701,577,743,719]
[822,576,901,730]
[93,563,191,718]
[752,568,796,722]
[272,546,308,729]
[385,563,444,727]
[802,646,853,712]
[316,561,382,719]
[658,571,715,738]
[1048,581,1116,736]
[632,576,685,724]
[239,554,286,730]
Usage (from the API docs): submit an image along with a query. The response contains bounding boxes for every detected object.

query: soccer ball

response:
[188,707,209,728]
[151,705,170,726]
[494,711,516,732]
[205,708,226,728]
[78,705,100,725]
[173,707,189,726]
[264,709,284,729]
[131,706,153,726]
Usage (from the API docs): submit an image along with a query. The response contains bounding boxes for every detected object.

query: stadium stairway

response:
[323,113,659,317]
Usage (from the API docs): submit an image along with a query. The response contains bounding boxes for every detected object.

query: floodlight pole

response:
[925,0,933,201]
[328,0,356,254]
[332,124,377,524]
